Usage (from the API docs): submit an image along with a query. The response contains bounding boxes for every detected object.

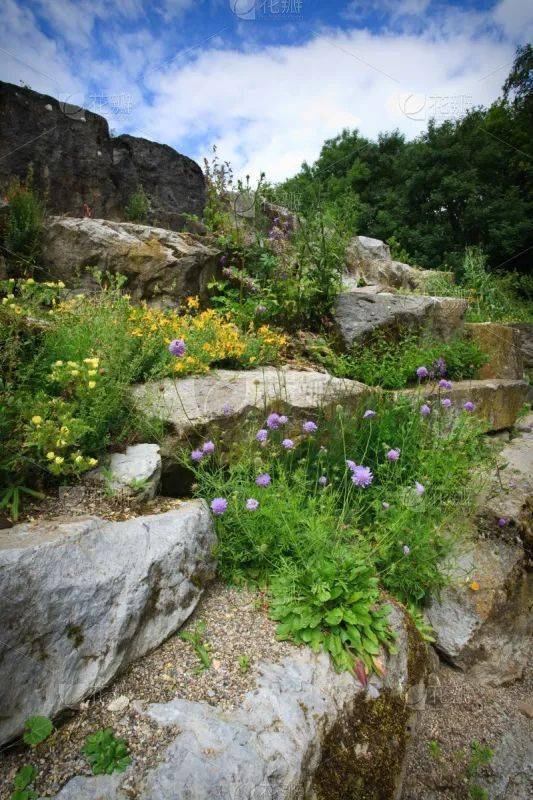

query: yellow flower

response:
[186,296,200,309]
[58,281,65,288]
[54,456,64,465]
[31,415,42,425]
[75,455,83,464]
[26,278,35,284]
[88,381,96,389]
[70,370,79,377]
[87,369,97,376]
[88,457,98,467]
[54,360,64,366]
[469,581,480,592]
[67,361,78,368]
[46,451,55,460]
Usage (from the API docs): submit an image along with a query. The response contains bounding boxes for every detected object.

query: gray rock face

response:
[133,367,371,437]
[47,606,427,800]
[41,217,221,301]
[334,291,468,348]
[348,235,392,264]
[86,443,161,501]
[511,322,533,369]
[426,538,530,686]
[480,716,533,799]
[0,502,216,745]
[0,81,205,228]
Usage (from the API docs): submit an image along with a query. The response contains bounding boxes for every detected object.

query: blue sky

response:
[1,0,531,180]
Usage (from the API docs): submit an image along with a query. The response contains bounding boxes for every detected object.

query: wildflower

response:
[54,456,64,465]
[386,448,401,461]
[415,481,425,495]
[346,459,357,472]
[318,475,328,486]
[70,370,79,377]
[190,449,204,462]
[403,545,411,555]
[222,403,233,416]
[168,338,186,357]
[256,429,268,443]
[416,366,429,379]
[202,441,215,455]
[88,458,98,467]
[210,497,227,515]
[439,379,453,390]
[282,438,294,449]
[31,415,42,425]
[420,404,431,417]
[441,398,452,408]
[75,455,83,464]
[469,581,480,592]
[266,413,282,429]
[255,305,267,315]
[351,466,373,488]
[246,498,259,511]
[382,501,390,509]
[302,420,318,434]
[279,415,288,425]
[255,473,271,487]
[363,409,376,419]
[46,451,55,460]
[498,518,507,528]
[54,360,64,366]
[88,381,96,389]
[463,401,475,412]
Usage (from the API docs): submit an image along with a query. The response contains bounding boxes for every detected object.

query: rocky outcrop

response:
[510,322,533,370]
[347,235,392,264]
[400,378,528,431]
[0,502,216,745]
[47,605,428,800]
[0,81,205,228]
[465,322,524,380]
[41,217,221,301]
[133,367,371,437]
[334,291,468,348]
[85,443,161,501]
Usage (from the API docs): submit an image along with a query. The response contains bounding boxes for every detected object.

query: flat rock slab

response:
[399,378,528,431]
[47,606,428,800]
[133,368,371,436]
[426,538,531,686]
[0,502,216,745]
[334,291,467,348]
[41,217,221,302]
[465,322,524,380]
[86,443,161,501]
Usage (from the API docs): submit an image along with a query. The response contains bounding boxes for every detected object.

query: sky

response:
[0,0,532,182]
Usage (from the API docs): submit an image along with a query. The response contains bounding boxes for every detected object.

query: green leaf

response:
[23,716,53,747]
[12,764,37,790]
[362,636,380,655]
[324,607,343,626]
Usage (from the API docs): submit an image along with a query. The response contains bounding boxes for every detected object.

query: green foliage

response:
[238,654,251,672]
[23,715,53,747]
[10,764,38,800]
[3,168,44,265]
[180,621,212,672]
[124,186,149,223]
[82,729,131,775]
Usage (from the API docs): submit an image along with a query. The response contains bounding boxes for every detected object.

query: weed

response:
[9,764,38,800]
[124,187,149,223]
[81,729,131,775]
[180,622,212,673]
[22,716,53,747]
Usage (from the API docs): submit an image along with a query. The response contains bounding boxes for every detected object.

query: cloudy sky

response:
[1,0,531,181]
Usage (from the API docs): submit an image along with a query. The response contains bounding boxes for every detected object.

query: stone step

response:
[334,291,468,349]
[398,378,528,431]
[0,502,215,746]
[465,322,524,380]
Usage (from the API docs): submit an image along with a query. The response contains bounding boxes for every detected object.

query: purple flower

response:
[246,498,259,511]
[202,440,215,455]
[302,420,318,434]
[403,544,411,555]
[420,404,431,417]
[168,338,186,357]
[351,465,373,488]
[255,305,267,315]
[386,448,401,461]
[435,357,447,376]
[220,255,227,266]
[282,438,294,449]
[256,428,268,443]
[190,449,204,462]
[222,403,233,416]
[255,473,271,487]
[498,517,507,528]
[318,475,328,486]
[279,415,288,425]
[463,401,475,412]
[416,366,429,379]
[382,501,390,509]
[439,379,453,390]
[363,409,376,419]
[441,398,452,408]
[266,413,282,429]
[211,497,227,515]
[346,459,357,472]
[415,481,425,495]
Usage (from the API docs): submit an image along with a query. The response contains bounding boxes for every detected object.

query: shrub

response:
[124,186,149,223]
[3,169,44,265]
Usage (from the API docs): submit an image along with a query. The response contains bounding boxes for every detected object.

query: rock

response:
[0,81,205,228]
[48,605,428,800]
[41,217,221,302]
[87,443,161,501]
[334,291,468,348]
[41,773,129,800]
[0,502,216,745]
[133,367,371,437]
[400,378,528,431]
[107,695,130,713]
[479,715,533,799]
[465,322,524,379]
[510,322,533,369]
[426,538,531,686]
[347,235,392,264]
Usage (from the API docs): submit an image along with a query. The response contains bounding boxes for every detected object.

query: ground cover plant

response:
[185,384,490,675]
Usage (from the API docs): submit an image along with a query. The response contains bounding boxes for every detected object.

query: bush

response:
[124,186,149,223]
[3,170,44,265]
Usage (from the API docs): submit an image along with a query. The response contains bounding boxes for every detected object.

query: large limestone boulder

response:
[47,605,428,800]
[465,322,524,380]
[0,81,205,227]
[85,443,161,501]
[426,538,531,686]
[41,217,221,302]
[0,502,216,745]
[133,367,371,437]
[334,291,468,348]
[347,235,392,265]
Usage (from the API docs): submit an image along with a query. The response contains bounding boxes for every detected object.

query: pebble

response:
[107,695,130,713]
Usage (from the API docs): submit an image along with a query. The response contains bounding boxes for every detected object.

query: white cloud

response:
[492,0,533,41]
